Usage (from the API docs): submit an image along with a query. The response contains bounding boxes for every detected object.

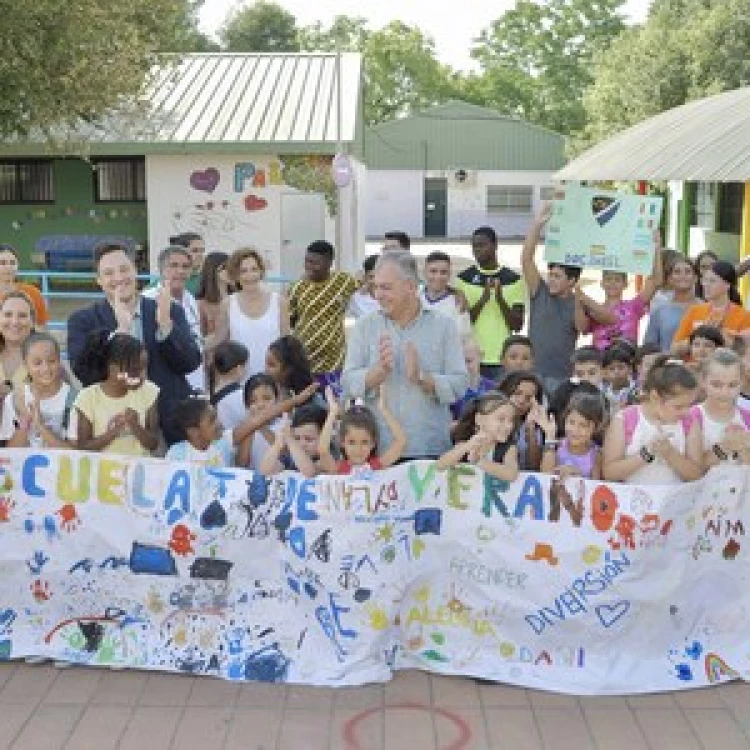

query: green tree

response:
[362,22,454,125]
[298,15,369,53]
[579,0,750,149]
[220,0,300,52]
[300,17,454,126]
[471,0,627,134]
[0,0,195,139]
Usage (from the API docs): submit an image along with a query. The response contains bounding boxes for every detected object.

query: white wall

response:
[365,169,557,239]
[145,154,364,277]
[666,181,682,251]
[365,171,424,239]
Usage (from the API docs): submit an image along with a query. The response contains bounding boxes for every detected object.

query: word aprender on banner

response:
[0,449,746,695]
[545,185,663,275]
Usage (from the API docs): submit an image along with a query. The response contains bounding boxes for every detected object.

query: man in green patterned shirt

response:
[289,240,357,375]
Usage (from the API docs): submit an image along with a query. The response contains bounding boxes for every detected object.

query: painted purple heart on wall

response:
[190,168,220,193]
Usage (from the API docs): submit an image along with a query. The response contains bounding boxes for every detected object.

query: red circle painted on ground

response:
[342,701,472,750]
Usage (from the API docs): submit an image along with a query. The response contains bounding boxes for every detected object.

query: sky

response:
[199,0,653,72]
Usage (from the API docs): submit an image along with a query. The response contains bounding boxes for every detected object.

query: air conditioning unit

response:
[450,168,478,188]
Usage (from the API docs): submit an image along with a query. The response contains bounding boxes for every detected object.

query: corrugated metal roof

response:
[556,86,750,181]
[0,53,363,156]
[364,100,565,171]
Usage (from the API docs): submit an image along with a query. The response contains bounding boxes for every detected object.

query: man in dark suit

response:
[67,243,202,446]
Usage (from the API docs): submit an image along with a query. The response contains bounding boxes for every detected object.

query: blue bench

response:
[33,235,139,272]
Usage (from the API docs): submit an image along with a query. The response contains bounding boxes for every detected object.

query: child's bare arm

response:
[478,445,520,482]
[316,387,340,474]
[377,392,406,468]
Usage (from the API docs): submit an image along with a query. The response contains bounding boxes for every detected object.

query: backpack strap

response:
[210,382,241,407]
[621,405,639,446]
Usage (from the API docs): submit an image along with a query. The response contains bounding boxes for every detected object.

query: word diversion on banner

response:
[544,185,663,275]
[0,449,747,695]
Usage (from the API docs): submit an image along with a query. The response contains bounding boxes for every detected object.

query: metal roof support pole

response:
[740,182,750,304]
[335,48,343,270]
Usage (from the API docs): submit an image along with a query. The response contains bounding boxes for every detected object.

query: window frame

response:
[486,185,534,215]
[0,159,55,204]
[92,157,146,203]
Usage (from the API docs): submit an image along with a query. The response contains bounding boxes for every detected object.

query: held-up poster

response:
[0,448,747,695]
[544,185,663,275]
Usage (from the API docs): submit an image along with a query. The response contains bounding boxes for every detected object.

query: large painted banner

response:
[0,448,748,695]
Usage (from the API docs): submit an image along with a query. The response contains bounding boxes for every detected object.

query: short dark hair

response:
[244,373,279,406]
[94,243,134,270]
[602,345,634,368]
[548,263,582,282]
[291,404,328,431]
[307,240,335,259]
[571,345,602,366]
[689,324,725,348]
[384,231,410,250]
[472,226,497,245]
[497,370,543,402]
[363,254,379,273]
[564,392,605,428]
[425,250,451,265]
[0,243,19,259]
[174,396,212,436]
[212,341,248,375]
[171,232,203,248]
[501,335,533,357]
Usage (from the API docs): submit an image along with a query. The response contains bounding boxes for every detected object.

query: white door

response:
[280,192,326,282]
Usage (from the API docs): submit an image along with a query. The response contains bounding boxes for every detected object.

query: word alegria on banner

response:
[0,449,747,694]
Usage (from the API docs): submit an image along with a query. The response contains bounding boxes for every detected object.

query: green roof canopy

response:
[364,101,565,171]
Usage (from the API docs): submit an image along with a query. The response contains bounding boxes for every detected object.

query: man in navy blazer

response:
[67,243,202,446]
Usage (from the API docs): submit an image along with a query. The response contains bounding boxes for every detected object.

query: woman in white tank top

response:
[219,249,290,381]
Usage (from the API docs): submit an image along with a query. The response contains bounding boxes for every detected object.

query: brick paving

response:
[1,663,749,749]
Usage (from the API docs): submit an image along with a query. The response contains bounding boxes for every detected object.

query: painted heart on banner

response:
[595,601,630,628]
[244,194,268,211]
[190,168,220,193]
[592,196,621,226]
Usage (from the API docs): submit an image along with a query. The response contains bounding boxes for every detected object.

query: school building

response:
[0,52,366,279]
[363,100,565,240]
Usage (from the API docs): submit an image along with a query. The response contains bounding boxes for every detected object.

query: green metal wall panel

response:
[0,158,148,267]
[364,102,565,171]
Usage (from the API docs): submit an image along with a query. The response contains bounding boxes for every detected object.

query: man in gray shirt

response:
[342,251,468,459]
[522,204,611,396]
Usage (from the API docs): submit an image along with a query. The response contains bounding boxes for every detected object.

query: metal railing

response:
[16,270,291,332]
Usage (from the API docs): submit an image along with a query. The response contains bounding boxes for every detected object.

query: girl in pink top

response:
[587,236,664,351]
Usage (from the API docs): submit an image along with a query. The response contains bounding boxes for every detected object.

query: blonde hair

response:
[227,247,265,283]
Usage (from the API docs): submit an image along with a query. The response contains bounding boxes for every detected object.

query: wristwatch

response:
[639,446,655,464]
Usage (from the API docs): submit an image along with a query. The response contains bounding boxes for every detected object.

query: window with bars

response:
[487,185,533,214]
[0,161,54,203]
[94,158,146,202]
